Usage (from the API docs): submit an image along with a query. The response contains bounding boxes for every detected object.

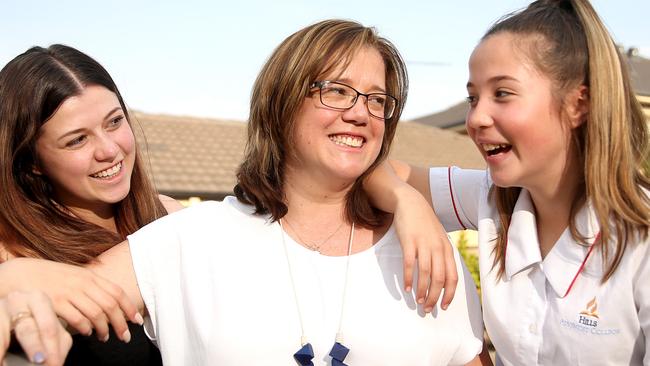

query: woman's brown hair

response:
[484,0,650,281]
[234,19,408,227]
[0,44,166,264]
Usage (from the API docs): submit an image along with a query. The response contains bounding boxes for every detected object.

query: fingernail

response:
[405,286,412,292]
[102,333,110,342]
[122,329,132,343]
[134,313,144,325]
[417,297,424,304]
[425,306,433,313]
[32,352,46,364]
[441,303,449,311]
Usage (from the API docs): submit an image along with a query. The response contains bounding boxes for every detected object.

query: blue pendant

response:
[294,343,314,366]
[329,342,349,366]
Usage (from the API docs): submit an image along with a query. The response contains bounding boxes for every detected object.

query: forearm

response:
[89,241,145,314]
[365,160,429,213]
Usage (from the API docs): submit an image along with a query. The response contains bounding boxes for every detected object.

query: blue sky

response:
[3,1,648,121]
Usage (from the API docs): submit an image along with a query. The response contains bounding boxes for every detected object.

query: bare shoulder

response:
[158,194,185,214]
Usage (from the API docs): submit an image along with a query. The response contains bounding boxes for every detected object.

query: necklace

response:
[283,218,344,252]
[279,219,354,366]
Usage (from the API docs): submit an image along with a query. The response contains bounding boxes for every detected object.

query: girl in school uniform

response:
[365,0,650,364]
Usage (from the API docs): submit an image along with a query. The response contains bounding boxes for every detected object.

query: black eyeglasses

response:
[310,80,397,120]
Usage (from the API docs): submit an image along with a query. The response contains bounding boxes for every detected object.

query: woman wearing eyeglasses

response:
[15,20,489,365]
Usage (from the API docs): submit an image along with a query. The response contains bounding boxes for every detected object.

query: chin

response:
[488,171,517,189]
[340,168,371,183]
[103,187,131,204]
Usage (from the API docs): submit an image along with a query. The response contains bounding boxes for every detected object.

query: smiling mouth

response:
[329,134,365,148]
[482,143,512,156]
[90,161,122,179]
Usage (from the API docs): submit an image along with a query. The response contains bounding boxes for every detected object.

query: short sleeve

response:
[127,201,225,344]
[429,166,487,231]
[128,209,186,340]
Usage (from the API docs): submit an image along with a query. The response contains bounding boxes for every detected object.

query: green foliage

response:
[456,231,480,293]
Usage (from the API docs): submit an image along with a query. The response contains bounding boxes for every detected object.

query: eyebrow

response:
[56,106,123,142]
[103,106,123,120]
[335,78,387,93]
[466,75,520,88]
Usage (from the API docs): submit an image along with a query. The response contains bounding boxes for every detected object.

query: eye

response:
[66,135,87,148]
[108,115,125,128]
[495,90,513,98]
[368,95,387,107]
[466,95,477,106]
[323,86,351,96]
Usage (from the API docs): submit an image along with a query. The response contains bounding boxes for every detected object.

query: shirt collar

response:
[542,200,601,297]
[504,190,602,297]
[505,190,542,280]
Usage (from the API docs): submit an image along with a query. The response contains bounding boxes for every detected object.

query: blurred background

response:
[3,0,649,290]
[3,0,648,121]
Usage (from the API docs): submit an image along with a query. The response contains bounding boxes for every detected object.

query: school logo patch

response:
[559,296,620,336]
[578,297,599,327]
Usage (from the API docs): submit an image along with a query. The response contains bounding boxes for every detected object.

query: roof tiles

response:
[132,112,484,198]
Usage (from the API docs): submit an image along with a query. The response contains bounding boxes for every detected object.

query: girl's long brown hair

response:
[486,0,650,281]
[0,45,166,265]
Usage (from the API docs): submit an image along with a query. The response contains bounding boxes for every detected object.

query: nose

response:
[465,98,493,131]
[341,96,369,125]
[94,133,119,161]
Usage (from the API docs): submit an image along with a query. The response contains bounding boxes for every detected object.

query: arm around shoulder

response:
[364,160,433,213]
[365,160,459,311]
[90,240,145,313]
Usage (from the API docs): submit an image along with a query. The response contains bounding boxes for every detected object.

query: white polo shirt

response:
[429,167,650,366]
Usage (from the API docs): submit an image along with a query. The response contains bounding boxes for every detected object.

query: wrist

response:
[392,183,428,214]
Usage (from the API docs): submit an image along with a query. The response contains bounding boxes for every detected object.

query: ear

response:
[565,85,589,129]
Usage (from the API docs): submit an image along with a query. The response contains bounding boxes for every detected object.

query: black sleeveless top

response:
[64,323,161,366]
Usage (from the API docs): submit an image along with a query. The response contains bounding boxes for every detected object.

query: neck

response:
[527,169,582,258]
[282,169,388,256]
[283,165,354,218]
[65,203,118,234]
[282,174,349,251]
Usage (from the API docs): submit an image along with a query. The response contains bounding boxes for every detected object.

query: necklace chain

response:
[283,217,345,252]
[279,219,355,352]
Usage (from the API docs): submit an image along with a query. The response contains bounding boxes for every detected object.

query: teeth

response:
[482,143,509,152]
[329,135,364,148]
[91,162,122,179]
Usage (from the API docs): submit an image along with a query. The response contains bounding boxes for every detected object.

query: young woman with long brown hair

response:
[0,44,183,365]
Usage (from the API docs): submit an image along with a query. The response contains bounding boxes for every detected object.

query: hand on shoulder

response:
[0,258,141,345]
